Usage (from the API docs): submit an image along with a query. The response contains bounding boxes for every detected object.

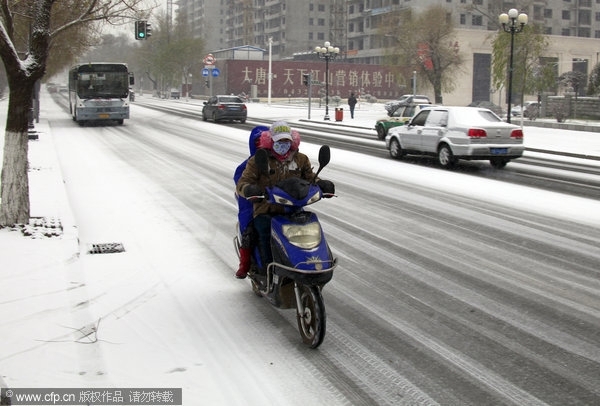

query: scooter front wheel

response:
[295,284,326,348]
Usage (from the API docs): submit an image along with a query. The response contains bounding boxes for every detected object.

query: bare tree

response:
[558,71,587,96]
[0,0,154,226]
[380,5,463,104]
[491,23,550,109]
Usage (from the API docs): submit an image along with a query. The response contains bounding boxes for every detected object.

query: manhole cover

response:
[88,242,125,254]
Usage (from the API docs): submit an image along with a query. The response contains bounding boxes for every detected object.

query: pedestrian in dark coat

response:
[348,92,358,119]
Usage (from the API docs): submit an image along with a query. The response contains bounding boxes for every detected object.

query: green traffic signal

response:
[135,20,147,40]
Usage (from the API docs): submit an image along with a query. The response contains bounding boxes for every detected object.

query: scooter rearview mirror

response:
[313,145,330,182]
[318,145,330,168]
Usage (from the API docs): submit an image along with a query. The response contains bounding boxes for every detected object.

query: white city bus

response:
[68,62,134,126]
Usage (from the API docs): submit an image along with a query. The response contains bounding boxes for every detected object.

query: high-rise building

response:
[176,0,600,62]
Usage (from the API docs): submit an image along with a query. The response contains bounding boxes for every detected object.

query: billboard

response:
[224,59,406,99]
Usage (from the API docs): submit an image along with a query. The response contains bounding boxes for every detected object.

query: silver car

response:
[385,106,524,169]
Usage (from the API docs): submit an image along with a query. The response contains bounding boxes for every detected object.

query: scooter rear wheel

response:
[296,285,326,348]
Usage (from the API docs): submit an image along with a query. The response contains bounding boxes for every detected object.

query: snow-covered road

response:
[1,92,599,405]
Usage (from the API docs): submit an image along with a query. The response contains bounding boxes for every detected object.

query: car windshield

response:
[218,96,244,103]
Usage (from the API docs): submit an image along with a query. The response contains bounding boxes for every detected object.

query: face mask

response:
[273,140,291,155]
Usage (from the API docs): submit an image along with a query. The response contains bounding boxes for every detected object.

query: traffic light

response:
[135,20,147,40]
[303,73,310,86]
[145,22,152,38]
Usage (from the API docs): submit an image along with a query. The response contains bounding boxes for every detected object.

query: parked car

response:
[468,101,503,117]
[202,95,247,123]
[46,83,58,93]
[375,102,433,140]
[170,88,181,99]
[511,101,540,119]
[384,94,431,112]
[385,106,524,169]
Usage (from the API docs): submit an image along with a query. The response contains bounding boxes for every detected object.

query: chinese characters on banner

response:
[225,60,405,99]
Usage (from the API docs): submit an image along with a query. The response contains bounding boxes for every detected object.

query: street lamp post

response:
[499,8,528,123]
[315,41,340,120]
[268,37,273,106]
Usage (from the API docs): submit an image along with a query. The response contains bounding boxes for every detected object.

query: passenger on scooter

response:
[236,121,335,276]
[234,125,269,279]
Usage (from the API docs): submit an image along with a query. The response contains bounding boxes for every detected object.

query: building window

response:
[579,10,591,25]
[318,18,325,26]
[318,4,325,12]
[562,28,571,35]
[460,14,466,25]
[318,32,324,40]
[562,10,570,20]
[472,15,482,26]
[578,27,591,37]
[544,26,553,35]
[544,9,553,18]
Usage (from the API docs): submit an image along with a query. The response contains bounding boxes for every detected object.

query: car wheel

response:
[490,158,509,169]
[240,118,246,124]
[437,144,456,169]
[376,124,386,140]
[202,111,208,121]
[212,112,219,123]
[389,138,404,160]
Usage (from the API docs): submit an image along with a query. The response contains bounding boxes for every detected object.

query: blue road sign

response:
[202,68,210,77]
[212,68,220,77]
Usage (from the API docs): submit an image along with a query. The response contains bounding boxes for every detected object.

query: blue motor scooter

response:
[234,145,337,348]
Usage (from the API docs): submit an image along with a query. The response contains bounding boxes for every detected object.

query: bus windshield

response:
[77,71,129,99]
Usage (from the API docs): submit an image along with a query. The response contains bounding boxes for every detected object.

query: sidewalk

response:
[0,115,83,387]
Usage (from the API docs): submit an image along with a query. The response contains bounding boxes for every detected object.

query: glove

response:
[317,179,335,196]
[244,184,263,198]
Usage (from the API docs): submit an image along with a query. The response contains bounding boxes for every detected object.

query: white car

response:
[385,106,524,169]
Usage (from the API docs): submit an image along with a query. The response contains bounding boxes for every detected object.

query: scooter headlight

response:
[282,222,322,249]
[272,193,294,206]
[306,190,322,205]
